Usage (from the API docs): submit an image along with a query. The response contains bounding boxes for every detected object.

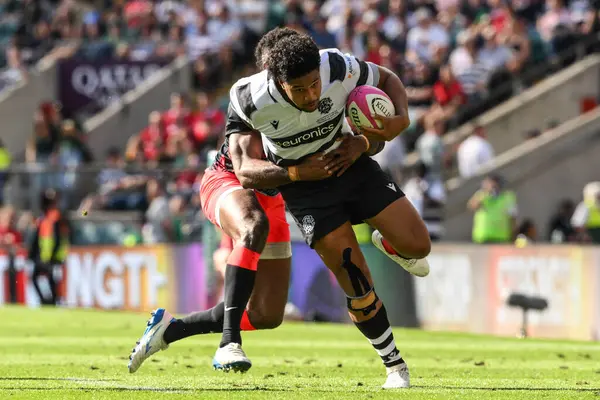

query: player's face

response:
[280,69,322,112]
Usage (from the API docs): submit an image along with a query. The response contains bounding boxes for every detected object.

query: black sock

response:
[220,264,256,347]
[163,303,225,344]
[354,304,404,368]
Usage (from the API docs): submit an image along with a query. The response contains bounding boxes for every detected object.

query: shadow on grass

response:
[0,377,286,392]
[1,378,598,393]
[0,378,116,382]
[418,385,600,392]
[0,387,287,393]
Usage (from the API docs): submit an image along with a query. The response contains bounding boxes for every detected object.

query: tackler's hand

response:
[290,152,333,182]
[323,135,369,177]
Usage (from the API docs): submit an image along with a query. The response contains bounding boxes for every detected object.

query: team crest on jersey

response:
[302,215,316,235]
[318,98,333,114]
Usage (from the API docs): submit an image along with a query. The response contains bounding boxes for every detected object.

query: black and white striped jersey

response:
[213,48,380,170]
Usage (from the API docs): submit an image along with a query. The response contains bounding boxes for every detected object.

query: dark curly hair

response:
[266,34,320,83]
[254,27,300,69]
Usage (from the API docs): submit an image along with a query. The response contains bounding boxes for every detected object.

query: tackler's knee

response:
[247,310,284,330]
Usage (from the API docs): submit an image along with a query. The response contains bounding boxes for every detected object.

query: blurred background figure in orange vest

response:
[29,189,70,306]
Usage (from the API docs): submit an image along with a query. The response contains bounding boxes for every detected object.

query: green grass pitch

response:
[0,306,599,399]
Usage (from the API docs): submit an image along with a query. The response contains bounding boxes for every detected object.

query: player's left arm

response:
[321,53,380,157]
[358,65,410,142]
[376,66,410,132]
[337,52,409,142]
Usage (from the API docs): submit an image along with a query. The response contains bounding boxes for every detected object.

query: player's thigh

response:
[346,157,431,258]
[200,170,270,251]
[219,230,234,250]
[217,193,271,253]
[219,190,270,245]
[212,247,230,278]
[279,189,349,249]
[346,156,403,222]
[313,221,373,297]
[366,196,431,259]
[255,192,291,250]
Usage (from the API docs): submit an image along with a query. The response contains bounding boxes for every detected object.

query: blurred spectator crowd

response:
[0,0,268,94]
[3,0,598,129]
[281,0,599,154]
[24,101,92,210]
[5,95,211,245]
[1,0,600,247]
[77,91,225,244]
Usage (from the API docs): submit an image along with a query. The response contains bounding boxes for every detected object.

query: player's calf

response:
[341,248,410,389]
[161,296,283,346]
[210,244,260,373]
[163,253,289,344]
[217,199,270,351]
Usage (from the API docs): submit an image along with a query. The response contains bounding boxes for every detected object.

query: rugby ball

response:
[346,86,395,131]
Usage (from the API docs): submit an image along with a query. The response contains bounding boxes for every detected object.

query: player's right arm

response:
[228,105,334,189]
[230,129,293,189]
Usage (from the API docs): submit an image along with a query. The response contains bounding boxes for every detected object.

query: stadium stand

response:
[102,0,600,170]
[0,0,82,93]
[1,0,600,245]
[444,106,600,240]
